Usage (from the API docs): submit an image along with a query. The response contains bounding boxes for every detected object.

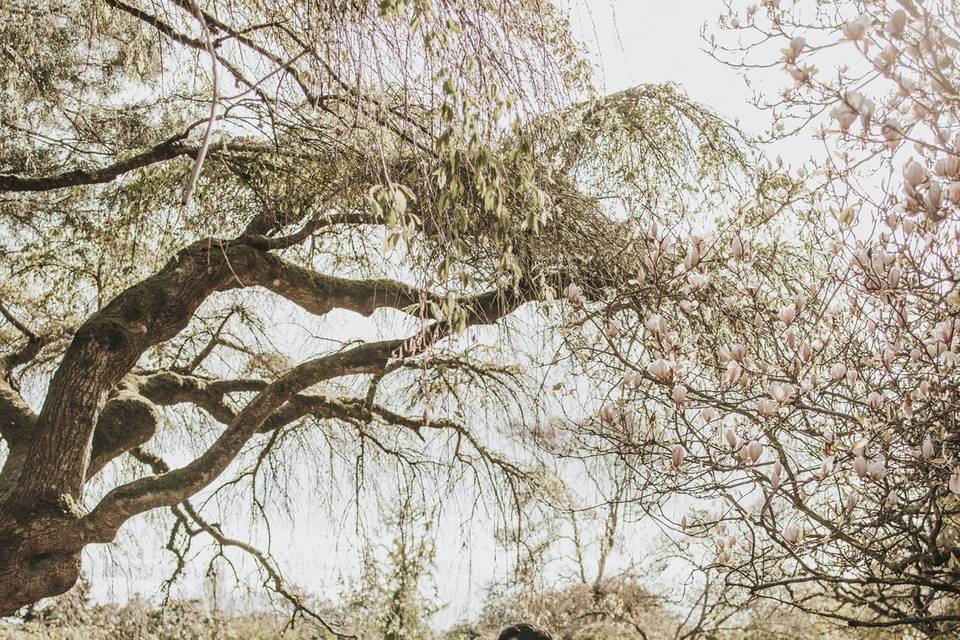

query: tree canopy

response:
[0,0,742,623]
[2,0,960,638]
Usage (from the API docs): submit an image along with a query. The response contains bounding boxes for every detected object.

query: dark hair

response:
[497,623,555,640]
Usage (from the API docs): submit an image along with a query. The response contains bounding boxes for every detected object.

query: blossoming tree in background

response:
[542,1,960,635]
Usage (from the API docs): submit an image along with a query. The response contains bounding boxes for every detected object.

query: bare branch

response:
[82,288,519,538]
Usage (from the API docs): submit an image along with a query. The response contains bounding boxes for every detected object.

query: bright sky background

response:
[571,1,756,120]
[85,0,821,630]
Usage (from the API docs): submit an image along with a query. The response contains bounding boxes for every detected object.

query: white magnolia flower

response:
[868,457,887,481]
[645,314,668,337]
[843,14,870,41]
[769,382,795,404]
[934,320,954,344]
[846,494,858,514]
[934,156,960,178]
[831,104,857,131]
[888,265,900,289]
[885,492,898,509]
[820,456,834,478]
[672,383,689,405]
[730,343,747,362]
[756,398,779,417]
[684,243,701,270]
[947,182,960,206]
[732,233,748,260]
[726,360,743,385]
[782,35,805,63]
[785,328,797,350]
[882,118,903,150]
[687,272,709,290]
[770,465,782,490]
[600,405,619,423]
[782,524,800,544]
[887,9,907,37]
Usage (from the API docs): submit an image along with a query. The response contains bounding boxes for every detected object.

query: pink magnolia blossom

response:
[672,383,689,405]
[854,456,869,480]
[648,358,674,382]
[949,468,960,494]
[672,444,686,469]
[778,303,797,326]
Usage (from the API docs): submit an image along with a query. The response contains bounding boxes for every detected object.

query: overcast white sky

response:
[570,1,759,127]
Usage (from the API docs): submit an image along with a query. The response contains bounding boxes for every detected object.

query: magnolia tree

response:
[527,0,960,636]
[0,0,750,627]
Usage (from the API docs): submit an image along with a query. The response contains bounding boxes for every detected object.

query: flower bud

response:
[601,405,619,423]
[935,156,960,178]
[949,468,960,494]
[672,444,686,469]
[820,456,834,478]
[831,363,847,380]
[868,457,886,481]
[726,360,743,385]
[854,456,868,480]
[887,9,907,37]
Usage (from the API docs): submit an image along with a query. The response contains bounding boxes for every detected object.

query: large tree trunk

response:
[0,239,239,613]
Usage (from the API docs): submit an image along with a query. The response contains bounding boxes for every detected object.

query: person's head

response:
[497,623,554,640]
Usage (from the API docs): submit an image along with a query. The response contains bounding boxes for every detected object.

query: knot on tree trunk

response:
[0,501,87,616]
[0,549,82,617]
